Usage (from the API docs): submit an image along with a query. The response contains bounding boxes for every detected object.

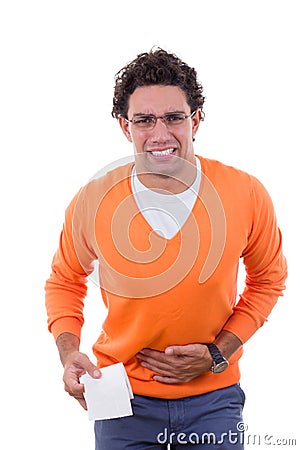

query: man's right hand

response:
[62,350,101,410]
[56,333,101,410]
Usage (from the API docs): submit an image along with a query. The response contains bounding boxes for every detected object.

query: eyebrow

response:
[132,110,186,117]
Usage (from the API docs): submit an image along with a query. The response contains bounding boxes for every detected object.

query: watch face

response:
[213,360,229,374]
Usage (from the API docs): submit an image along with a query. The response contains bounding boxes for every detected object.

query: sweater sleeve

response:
[223,176,287,343]
[45,189,96,340]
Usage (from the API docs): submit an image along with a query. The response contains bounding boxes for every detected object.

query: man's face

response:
[119,85,201,180]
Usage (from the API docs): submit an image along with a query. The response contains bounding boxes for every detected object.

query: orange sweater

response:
[45,156,287,398]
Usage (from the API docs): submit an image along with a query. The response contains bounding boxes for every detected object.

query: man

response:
[45,48,287,449]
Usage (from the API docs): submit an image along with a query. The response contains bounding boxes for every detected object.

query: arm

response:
[45,189,100,407]
[223,176,287,343]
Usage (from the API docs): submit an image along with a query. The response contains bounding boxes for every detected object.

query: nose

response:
[150,117,172,142]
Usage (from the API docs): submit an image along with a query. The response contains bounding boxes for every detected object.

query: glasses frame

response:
[123,110,197,130]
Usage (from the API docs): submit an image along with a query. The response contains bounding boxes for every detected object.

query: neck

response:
[135,156,197,194]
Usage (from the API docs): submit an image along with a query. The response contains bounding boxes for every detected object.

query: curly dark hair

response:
[111,48,205,119]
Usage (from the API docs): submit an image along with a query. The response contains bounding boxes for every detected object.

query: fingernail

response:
[93,369,101,377]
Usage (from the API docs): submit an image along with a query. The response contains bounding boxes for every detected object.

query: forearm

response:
[213,330,242,360]
[56,332,80,366]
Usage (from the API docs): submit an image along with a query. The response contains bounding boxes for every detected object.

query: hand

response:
[62,351,101,409]
[136,343,213,384]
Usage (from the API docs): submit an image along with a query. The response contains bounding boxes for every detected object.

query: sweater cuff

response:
[49,317,82,341]
[223,312,263,344]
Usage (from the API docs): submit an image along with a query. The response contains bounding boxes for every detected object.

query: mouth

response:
[148,148,177,159]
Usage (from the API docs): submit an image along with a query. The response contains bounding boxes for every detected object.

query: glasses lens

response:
[164,113,186,125]
[132,115,156,128]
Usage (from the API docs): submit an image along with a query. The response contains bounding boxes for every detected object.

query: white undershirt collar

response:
[131,158,201,239]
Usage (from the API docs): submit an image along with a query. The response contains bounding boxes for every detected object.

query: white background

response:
[1,1,299,448]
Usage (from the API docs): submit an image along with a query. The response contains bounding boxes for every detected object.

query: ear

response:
[191,109,202,140]
[118,116,133,143]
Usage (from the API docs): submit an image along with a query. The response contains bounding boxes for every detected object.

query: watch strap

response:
[207,343,226,364]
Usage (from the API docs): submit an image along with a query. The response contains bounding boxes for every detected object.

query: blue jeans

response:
[94,384,246,449]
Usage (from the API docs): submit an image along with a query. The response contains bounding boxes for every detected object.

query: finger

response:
[66,382,88,410]
[77,397,88,410]
[137,348,165,359]
[139,359,178,376]
[137,353,178,372]
[153,375,183,384]
[137,349,176,364]
[64,378,84,396]
[89,367,101,378]
[73,393,88,410]
[165,344,198,356]
[73,353,102,378]
[138,351,190,369]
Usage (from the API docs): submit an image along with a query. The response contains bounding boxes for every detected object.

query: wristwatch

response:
[207,343,229,374]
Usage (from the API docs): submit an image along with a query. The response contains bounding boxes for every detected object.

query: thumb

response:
[79,353,101,378]
[89,367,101,379]
[165,343,198,356]
[165,345,187,356]
[87,364,101,379]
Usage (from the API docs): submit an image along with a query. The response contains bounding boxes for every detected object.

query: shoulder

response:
[67,161,133,222]
[198,155,268,193]
[86,161,133,192]
[78,161,133,202]
[198,155,251,181]
[197,156,275,218]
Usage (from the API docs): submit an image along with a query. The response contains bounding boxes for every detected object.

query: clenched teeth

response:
[151,148,175,157]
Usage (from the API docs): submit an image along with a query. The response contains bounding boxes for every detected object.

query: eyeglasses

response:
[124,111,196,130]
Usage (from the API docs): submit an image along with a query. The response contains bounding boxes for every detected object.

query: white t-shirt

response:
[131,158,201,239]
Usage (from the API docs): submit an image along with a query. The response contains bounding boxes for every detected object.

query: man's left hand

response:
[136,343,213,384]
